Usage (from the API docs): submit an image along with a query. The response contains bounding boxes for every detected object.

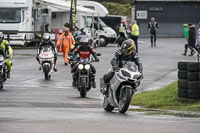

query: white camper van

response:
[0,0,95,45]
[77,0,117,46]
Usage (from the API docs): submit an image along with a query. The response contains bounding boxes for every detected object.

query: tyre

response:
[178,89,188,98]
[188,90,200,99]
[80,78,86,98]
[178,62,189,71]
[118,87,133,114]
[118,37,126,47]
[178,70,187,79]
[187,72,199,81]
[43,65,50,80]
[188,62,200,72]
[188,81,200,90]
[178,79,188,90]
[103,98,114,112]
[99,36,108,46]
[45,72,49,80]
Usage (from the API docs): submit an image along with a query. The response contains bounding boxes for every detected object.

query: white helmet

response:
[43,33,50,43]
[0,32,4,40]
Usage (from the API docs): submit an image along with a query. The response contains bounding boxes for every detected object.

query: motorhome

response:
[0,0,95,45]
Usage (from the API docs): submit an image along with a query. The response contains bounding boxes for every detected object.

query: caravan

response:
[0,0,95,45]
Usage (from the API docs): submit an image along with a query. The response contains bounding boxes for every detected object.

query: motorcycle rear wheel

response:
[118,87,133,114]
[103,98,114,112]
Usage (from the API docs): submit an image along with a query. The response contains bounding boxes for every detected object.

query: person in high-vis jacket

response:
[0,32,13,78]
[131,20,140,53]
[57,25,75,65]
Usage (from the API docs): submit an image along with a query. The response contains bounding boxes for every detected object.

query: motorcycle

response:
[0,54,7,90]
[71,53,101,97]
[39,45,55,80]
[116,30,131,47]
[100,61,143,113]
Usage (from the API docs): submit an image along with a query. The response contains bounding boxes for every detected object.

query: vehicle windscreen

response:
[124,61,137,72]
[0,8,21,23]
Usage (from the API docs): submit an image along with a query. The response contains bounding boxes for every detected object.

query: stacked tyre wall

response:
[178,62,200,102]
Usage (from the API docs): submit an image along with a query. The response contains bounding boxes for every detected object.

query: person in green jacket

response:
[131,20,140,53]
[0,32,13,78]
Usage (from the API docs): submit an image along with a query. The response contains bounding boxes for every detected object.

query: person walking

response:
[147,17,159,47]
[188,23,197,56]
[131,20,140,53]
[57,23,75,65]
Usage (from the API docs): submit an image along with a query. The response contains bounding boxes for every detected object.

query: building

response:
[133,0,200,37]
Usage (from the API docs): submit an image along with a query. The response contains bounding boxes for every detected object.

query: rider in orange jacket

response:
[57,25,75,65]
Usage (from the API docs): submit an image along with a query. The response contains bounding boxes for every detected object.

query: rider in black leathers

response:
[36,33,58,72]
[101,39,143,94]
[70,35,99,88]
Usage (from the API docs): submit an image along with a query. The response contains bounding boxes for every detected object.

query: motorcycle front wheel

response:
[80,78,87,98]
[103,98,114,112]
[118,87,133,114]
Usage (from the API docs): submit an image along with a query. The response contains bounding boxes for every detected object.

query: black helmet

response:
[75,35,84,44]
[79,35,89,45]
[43,33,50,43]
[121,39,135,55]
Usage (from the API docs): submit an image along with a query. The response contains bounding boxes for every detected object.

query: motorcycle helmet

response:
[0,32,4,41]
[75,35,84,44]
[43,33,50,43]
[79,35,89,45]
[121,39,135,56]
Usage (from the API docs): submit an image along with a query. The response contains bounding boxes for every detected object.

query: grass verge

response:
[131,81,200,112]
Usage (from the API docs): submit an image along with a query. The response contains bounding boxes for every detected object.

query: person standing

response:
[131,20,140,53]
[188,23,197,56]
[57,23,75,65]
[147,17,159,47]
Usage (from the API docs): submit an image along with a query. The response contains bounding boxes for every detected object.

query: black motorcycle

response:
[0,54,8,90]
[71,53,101,97]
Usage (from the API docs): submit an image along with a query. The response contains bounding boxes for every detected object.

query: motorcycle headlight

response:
[78,64,84,70]
[85,64,90,70]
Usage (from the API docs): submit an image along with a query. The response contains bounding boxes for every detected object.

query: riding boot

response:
[92,74,96,88]
[53,65,57,72]
[7,71,10,79]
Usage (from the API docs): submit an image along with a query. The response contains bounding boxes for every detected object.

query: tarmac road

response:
[0,38,199,133]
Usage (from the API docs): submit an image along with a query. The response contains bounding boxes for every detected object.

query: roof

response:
[135,0,200,2]
[35,0,96,13]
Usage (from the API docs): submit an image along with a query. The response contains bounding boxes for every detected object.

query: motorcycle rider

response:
[0,32,13,79]
[71,35,99,88]
[101,39,143,94]
[115,19,128,46]
[36,33,58,72]
[147,17,159,47]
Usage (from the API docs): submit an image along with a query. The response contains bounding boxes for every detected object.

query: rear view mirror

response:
[96,53,101,56]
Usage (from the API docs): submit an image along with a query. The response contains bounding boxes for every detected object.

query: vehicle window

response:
[0,8,21,23]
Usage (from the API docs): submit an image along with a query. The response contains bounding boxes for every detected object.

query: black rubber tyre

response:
[188,62,200,72]
[178,62,189,71]
[118,87,132,114]
[45,72,49,80]
[80,78,87,98]
[188,90,200,99]
[99,36,108,46]
[187,72,199,81]
[178,89,188,98]
[178,70,187,79]
[188,81,200,90]
[178,79,188,90]
[103,98,114,112]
